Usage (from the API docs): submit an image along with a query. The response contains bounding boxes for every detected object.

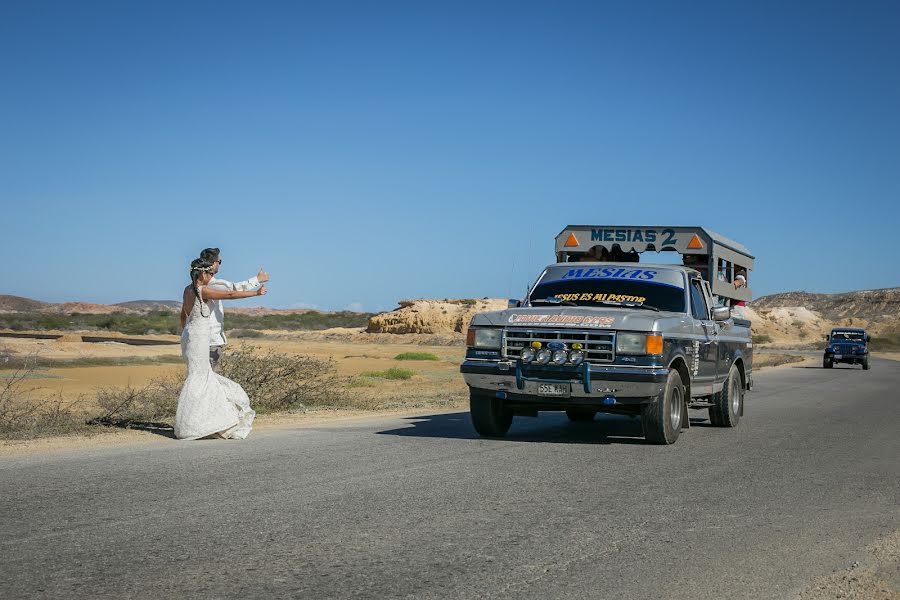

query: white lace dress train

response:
[175,290,255,440]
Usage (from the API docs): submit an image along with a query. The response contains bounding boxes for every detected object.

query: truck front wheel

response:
[863,356,870,370]
[709,365,742,427]
[469,390,513,437]
[641,369,683,445]
[823,356,833,369]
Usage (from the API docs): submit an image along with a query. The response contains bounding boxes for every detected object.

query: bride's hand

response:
[257,286,267,296]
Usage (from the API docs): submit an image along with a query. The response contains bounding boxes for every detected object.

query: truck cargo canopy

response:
[554,225,754,303]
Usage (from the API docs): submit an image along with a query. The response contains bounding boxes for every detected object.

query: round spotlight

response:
[551,350,568,365]
[569,350,585,366]
[536,349,552,365]
[520,348,536,363]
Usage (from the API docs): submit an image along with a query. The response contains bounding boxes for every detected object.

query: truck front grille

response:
[504,329,615,364]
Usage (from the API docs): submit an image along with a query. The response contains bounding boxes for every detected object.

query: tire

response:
[709,365,742,428]
[823,356,833,369]
[565,408,596,422]
[641,369,684,445]
[469,390,513,437]
[863,356,870,370]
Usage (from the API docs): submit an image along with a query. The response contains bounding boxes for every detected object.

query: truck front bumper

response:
[460,360,668,406]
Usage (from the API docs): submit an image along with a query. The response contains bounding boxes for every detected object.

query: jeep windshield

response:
[832,331,865,341]
[529,265,686,313]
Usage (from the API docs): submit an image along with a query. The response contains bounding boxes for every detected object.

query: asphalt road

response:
[2,359,898,599]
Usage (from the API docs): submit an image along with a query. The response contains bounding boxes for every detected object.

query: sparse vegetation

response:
[394,352,439,361]
[0,349,92,439]
[0,309,372,336]
[92,374,182,426]
[347,377,378,388]
[220,346,343,411]
[870,334,900,351]
[361,367,415,380]
[753,333,772,344]
[2,354,183,369]
[229,328,265,339]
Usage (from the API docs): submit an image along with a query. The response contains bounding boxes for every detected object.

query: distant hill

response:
[0,294,364,317]
[0,295,50,312]
[752,287,900,322]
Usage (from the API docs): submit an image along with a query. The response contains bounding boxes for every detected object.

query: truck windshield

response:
[832,331,865,341]
[530,278,686,313]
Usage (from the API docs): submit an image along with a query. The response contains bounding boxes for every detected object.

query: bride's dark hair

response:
[189,258,214,318]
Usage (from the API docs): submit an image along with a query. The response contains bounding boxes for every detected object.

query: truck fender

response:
[666,355,692,430]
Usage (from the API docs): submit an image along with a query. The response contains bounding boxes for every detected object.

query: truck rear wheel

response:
[823,356,833,369]
[641,369,683,445]
[565,409,596,422]
[469,390,513,437]
[709,365,742,427]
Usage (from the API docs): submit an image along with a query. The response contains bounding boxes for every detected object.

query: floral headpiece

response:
[191,265,214,272]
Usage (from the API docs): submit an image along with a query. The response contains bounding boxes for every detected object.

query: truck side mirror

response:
[866,334,871,342]
[824,335,829,341]
[508,299,522,308]
[711,306,731,322]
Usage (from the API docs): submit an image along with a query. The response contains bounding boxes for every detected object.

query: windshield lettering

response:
[562,268,657,281]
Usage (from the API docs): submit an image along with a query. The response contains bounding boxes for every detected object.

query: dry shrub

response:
[0,348,90,439]
[93,373,183,426]
[220,345,343,411]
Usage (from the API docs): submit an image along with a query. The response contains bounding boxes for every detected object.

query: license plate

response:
[834,354,842,359]
[538,383,570,397]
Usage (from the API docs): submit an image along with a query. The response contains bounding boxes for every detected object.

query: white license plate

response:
[834,354,842,359]
[538,383,570,397]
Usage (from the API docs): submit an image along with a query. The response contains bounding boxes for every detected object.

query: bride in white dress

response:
[175,258,265,440]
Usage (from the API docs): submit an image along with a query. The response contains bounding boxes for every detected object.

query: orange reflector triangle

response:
[687,234,703,249]
[564,233,579,247]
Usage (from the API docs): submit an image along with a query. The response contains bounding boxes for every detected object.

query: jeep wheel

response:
[469,390,513,437]
[565,408,596,422]
[641,369,683,445]
[823,356,833,369]
[863,356,870,370]
[709,365,742,428]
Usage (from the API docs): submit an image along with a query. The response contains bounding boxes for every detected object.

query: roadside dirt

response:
[799,529,900,599]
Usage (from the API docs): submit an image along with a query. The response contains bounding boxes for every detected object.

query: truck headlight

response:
[520,348,536,363]
[616,333,646,355]
[535,349,552,365]
[569,350,584,366]
[551,350,568,365]
[467,328,501,349]
[616,333,663,356]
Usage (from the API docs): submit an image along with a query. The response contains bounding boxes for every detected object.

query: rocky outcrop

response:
[367,299,508,335]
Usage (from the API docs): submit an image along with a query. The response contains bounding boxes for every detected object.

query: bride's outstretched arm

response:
[201,285,267,301]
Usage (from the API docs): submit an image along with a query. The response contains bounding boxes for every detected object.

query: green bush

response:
[753,333,772,344]
[870,334,900,351]
[394,352,439,361]
[361,367,415,380]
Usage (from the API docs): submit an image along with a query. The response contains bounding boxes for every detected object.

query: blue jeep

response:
[823,328,870,370]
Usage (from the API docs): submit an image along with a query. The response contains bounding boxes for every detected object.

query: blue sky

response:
[2,0,898,312]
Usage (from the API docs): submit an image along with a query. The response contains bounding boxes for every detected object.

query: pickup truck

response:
[823,328,870,370]
[461,226,754,445]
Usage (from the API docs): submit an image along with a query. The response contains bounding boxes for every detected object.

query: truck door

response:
[689,278,718,396]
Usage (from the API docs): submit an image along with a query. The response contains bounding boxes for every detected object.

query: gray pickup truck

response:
[461,226,755,445]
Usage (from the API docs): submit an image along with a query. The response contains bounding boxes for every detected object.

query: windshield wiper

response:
[529,296,578,307]
[594,300,660,312]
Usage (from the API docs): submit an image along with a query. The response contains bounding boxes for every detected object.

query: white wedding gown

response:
[175,288,255,440]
